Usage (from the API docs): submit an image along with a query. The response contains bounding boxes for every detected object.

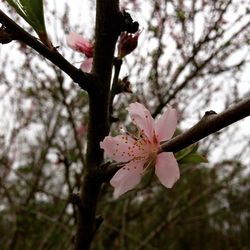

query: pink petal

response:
[80,58,93,72]
[100,135,140,162]
[66,32,93,57]
[127,102,155,140]
[110,160,145,198]
[155,106,177,142]
[155,152,180,188]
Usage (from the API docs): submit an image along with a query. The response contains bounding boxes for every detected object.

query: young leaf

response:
[179,153,208,165]
[5,0,52,47]
[176,144,208,165]
[175,144,198,161]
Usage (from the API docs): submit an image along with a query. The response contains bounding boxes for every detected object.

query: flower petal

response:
[110,160,145,198]
[155,106,177,142]
[127,102,155,140]
[80,58,93,72]
[66,32,93,57]
[100,135,140,162]
[155,152,180,188]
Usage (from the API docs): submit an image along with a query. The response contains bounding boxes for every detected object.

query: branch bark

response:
[74,1,121,249]
[161,97,250,152]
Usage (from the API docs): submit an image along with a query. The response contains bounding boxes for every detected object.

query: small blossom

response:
[76,123,86,138]
[100,102,180,198]
[66,32,94,72]
[118,31,141,58]
[66,32,93,57]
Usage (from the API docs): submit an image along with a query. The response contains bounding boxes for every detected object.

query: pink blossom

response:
[80,58,93,72]
[66,32,94,72]
[76,123,86,137]
[100,102,180,198]
[118,31,141,58]
[66,32,93,57]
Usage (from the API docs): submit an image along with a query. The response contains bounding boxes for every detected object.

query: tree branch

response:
[160,97,250,153]
[0,9,93,91]
[74,1,121,250]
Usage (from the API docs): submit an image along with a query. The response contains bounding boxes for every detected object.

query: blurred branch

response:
[121,199,129,250]
[152,1,249,117]
[17,205,72,236]
[136,161,241,250]
[37,200,73,250]
[103,222,160,250]
[25,106,62,204]
[56,68,85,167]
[136,180,227,250]
[0,9,93,91]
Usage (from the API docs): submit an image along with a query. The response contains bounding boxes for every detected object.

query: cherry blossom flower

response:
[100,102,180,198]
[66,32,94,72]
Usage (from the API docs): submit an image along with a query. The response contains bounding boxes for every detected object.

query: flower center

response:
[132,131,159,163]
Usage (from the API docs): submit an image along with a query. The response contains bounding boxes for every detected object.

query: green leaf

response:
[175,144,198,161]
[179,153,208,165]
[175,143,208,165]
[6,0,51,46]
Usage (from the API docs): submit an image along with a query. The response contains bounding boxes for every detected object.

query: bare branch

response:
[161,97,250,153]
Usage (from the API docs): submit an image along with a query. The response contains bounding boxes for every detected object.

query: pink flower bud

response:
[118,31,141,58]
